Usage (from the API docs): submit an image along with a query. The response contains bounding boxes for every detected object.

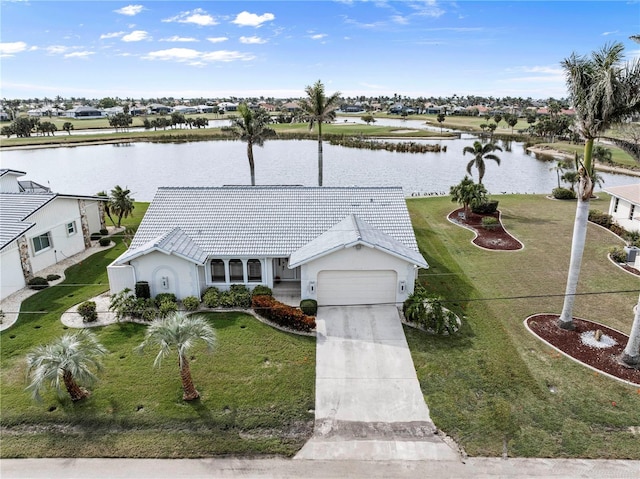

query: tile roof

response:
[0,193,55,250]
[117,227,208,265]
[120,186,422,259]
[605,184,640,206]
[289,214,428,268]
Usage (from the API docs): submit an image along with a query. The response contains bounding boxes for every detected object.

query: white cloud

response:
[207,37,229,43]
[0,41,28,56]
[122,30,150,42]
[310,34,327,40]
[64,51,95,59]
[163,8,218,26]
[232,11,275,27]
[239,36,267,44]
[45,45,69,55]
[100,31,125,39]
[143,48,255,64]
[391,15,409,25]
[161,36,198,42]
[114,5,144,16]
[602,30,619,36]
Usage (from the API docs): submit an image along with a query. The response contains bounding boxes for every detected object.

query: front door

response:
[273,258,299,280]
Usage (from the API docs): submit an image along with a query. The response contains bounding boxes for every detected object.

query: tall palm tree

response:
[621,295,640,366]
[463,141,503,184]
[109,185,135,228]
[136,312,216,401]
[26,330,107,402]
[230,103,275,186]
[557,42,640,331]
[298,80,341,186]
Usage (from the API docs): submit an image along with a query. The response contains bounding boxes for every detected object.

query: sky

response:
[1,0,639,101]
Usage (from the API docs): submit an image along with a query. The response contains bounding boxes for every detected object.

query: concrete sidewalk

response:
[295,305,458,461]
[2,458,639,479]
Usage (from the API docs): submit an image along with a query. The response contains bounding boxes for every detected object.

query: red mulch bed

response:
[448,208,523,251]
[526,314,640,386]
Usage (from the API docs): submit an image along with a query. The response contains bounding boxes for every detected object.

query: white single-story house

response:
[65,106,104,119]
[605,184,640,232]
[0,169,106,300]
[107,186,428,306]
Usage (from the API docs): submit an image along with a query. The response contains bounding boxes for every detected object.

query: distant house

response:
[130,106,148,116]
[147,104,172,115]
[605,184,640,233]
[107,186,428,306]
[28,107,64,117]
[258,103,276,112]
[0,169,106,300]
[0,111,10,121]
[281,102,300,112]
[102,106,125,116]
[65,106,104,119]
[196,105,214,114]
[173,105,198,115]
[218,102,238,113]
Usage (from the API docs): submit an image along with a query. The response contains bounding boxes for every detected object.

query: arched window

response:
[211,259,225,282]
[229,259,243,282]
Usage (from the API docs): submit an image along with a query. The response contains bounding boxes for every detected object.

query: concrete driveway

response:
[295,305,459,461]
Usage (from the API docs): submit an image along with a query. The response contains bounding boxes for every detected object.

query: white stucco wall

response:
[299,245,419,304]
[107,263,136,296]
[84,201,103,234]
[609,196,639,232]
[0,173,22,193]
[1,245,25,300]
[129,251,201,299]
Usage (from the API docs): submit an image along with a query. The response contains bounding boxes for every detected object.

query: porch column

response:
[78,199,92,249]
[17,236,34,282]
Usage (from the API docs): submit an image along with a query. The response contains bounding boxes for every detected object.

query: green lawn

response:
[535,141,639,169]
[0,204,315,458]
[406,194,640,458]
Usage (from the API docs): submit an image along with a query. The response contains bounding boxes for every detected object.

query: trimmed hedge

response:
[251,285,273,297]
[300,299,318,316]
[154,293,177,307]
[99,237,111,247]
[552,187,576,200]
[481,216,499,230]
[471,200,499,215]
[27,276,49,290]
[46,274,61,281]
[203,287,220,308]
[182,296,200,311]
[77,300,98,322]
[252,295,316,332]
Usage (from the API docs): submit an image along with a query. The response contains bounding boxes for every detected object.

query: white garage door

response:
[317,270,397,306]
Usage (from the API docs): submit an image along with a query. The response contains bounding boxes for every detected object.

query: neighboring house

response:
[173,105,198,115]
[605,184,640,232]
[0,169,106,300]
[65,106,104,119]
[147,104,172,115]
[218,102,238,113]
[108,186,428,306]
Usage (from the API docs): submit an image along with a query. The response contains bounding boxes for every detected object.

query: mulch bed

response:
[526,314,640,386]
[448,208,523,251]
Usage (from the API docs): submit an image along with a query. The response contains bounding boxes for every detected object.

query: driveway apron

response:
[295,305,459,461]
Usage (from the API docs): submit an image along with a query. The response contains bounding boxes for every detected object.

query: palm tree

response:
[96,191,116,227]
[26,330,107,402]
[463,140,503,184]
[230,103,275,186]
[109,185,135,228]
[550,159,572,188]
[298,80,341,186]
[557,42,640,331]
[136,312,216,401]
[621,295,640,367]
[449,175,488,214]
[592,144,613,164]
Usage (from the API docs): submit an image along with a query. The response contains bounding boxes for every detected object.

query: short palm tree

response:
[109,185,135,228]
[449,175,488,214]
[26,330,107,402]
[463,141,503,184]
[136,312,216,401]
[230,103,276,186]
[557,42,640,331]
[592,144,613,164]
[96,190,116,226]
[298,80,341,186]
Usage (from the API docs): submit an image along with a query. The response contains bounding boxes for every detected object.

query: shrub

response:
[203,287,220,308]
[300,299,318,316]
[99,228,109,235]
[226,284,252,308]
[252,295,316,332]
[135,281,150,299]
[28,276,49,290]
[624,230,640,248]
[99,237,111,247]
[609,247,627,263]
[403,290,460,335]
[552,187,576,200]
[77,300,97,323]
[471,200,499,215]
[251,285,273,297]
[588,209,613,228]
[154,293,177,307]
[46,274,61,281]
[158,299,178,318]
[481,216,499,230]
[182,296,200,311]
[90,232,102,240]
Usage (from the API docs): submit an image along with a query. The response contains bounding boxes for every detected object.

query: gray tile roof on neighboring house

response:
[0,193,55,250]
[121,186,422,259]
[605,184,640,206]
[289,214,428,268]
[117,227,208,265]
[0,169,27,178]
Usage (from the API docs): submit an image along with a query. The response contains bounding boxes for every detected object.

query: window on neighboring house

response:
[32,232,52,253]
[630,205,636,221]
[67,221,77,235]
[211,259,225,282]
[229,259,243,282]
[613,198,619,213]
[247,259,262,282]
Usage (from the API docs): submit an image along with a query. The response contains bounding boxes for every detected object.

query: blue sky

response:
[1,0,639,100]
